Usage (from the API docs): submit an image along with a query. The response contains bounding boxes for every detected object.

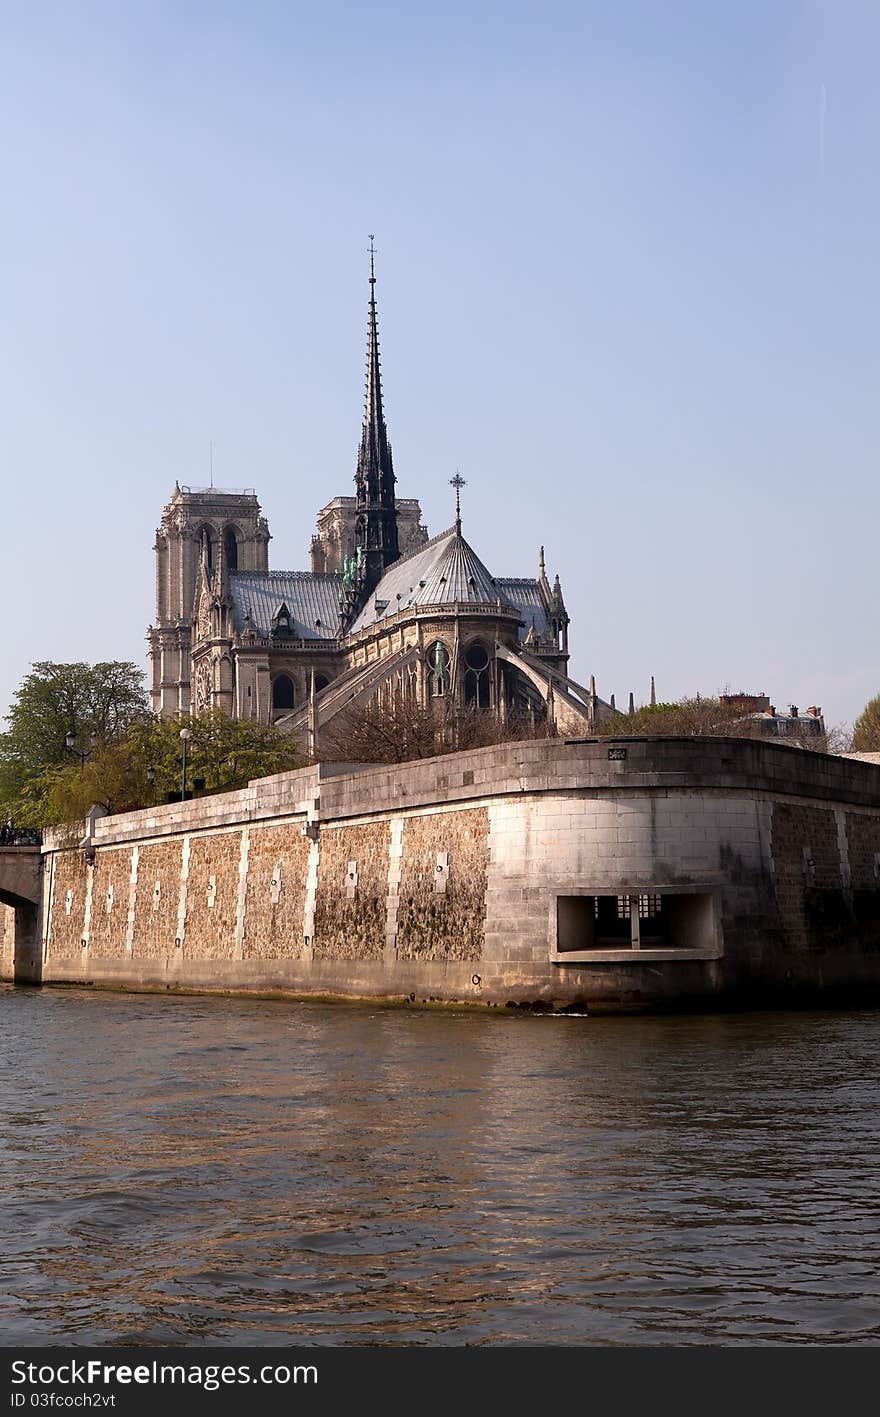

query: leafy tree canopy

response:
[0,661,149,816]
[18,710,303,828]
[852,694,880,752]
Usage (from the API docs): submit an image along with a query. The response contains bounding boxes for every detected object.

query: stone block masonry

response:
[1,903,15,976]
[132,841,182,959]
[44,851,91,960]
[9,737,880,1011]
[244,824,310,960]
[83,848,131,958]
[845,811,880,891]
[396,808,489,962]
[313,821,390,961]
[184,831,241,960]
[770,802,845,953]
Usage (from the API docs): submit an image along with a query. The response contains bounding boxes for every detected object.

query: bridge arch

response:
[0,846,43,984]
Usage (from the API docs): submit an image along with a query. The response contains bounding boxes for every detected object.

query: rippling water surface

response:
[2,984,879,1346]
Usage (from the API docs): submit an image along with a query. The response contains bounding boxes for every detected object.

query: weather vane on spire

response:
[450,471,466,532]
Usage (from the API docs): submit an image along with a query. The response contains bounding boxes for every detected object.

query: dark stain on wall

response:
[313,821,389,960]
[397,808,488,962]
[244,823,309,959]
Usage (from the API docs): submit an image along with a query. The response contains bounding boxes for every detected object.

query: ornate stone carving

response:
[195,661,211,715]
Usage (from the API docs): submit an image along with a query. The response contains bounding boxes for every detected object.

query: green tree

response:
[0,661,149,821]
[180,711,303,794]
[34,710,304,826]
[852,694,880,752]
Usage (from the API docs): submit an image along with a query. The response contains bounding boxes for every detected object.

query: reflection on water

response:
[2,984,879,1346]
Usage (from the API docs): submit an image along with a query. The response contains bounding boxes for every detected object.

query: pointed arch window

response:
[464,643,490,708]
[224,526,239,571]
[200,527,214,570]
[272,674,295,718]
[502,665,547,720]
[426,641,450,698]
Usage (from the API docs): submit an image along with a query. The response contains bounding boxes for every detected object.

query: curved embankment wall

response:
[11,738,880,1010]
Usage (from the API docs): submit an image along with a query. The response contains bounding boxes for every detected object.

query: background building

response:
[148,254,609,743]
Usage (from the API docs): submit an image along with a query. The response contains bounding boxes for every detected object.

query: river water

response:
[2,984,879,1347]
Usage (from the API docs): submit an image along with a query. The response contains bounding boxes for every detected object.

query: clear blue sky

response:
[1,1,877,731]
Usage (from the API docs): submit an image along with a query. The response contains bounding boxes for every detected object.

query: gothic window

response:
[464,642,490,708]
[272,674,295,717]
[200,527,213,570]
[426,641,450,698]
[224,526,239,571]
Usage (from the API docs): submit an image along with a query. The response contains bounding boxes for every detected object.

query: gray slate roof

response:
[495,578,552,641]
[229,537,551,645]
[347,526,521,635]
[231,571,341,638]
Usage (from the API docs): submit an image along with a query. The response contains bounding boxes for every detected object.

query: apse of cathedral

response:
[147,249,610,744]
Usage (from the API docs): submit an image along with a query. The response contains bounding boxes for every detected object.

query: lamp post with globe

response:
[179,727,192,801]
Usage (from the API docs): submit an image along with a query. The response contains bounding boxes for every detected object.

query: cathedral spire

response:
[355,236,399,595]
[364,237,383,439]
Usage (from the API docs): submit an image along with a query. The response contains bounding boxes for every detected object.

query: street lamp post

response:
[65,730,97,768]
[179,727,192,800]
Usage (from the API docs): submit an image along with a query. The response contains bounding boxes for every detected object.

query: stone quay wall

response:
[9,737,880,1010]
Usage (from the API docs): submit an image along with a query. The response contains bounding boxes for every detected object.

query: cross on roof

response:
[450,472,466,530]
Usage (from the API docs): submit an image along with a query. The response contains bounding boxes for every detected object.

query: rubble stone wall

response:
[15,739,880,1008]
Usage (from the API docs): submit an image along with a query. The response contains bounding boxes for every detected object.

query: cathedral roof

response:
[227,536,555,646]
[495,578,552,641]
[347,525,521,635]
[230,571,341,639]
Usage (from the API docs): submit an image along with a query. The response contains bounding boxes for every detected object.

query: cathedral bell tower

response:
[147,484,270,717]
[353,238,400,598]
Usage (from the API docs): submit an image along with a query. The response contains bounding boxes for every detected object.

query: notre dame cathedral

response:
[147,249,609,745]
